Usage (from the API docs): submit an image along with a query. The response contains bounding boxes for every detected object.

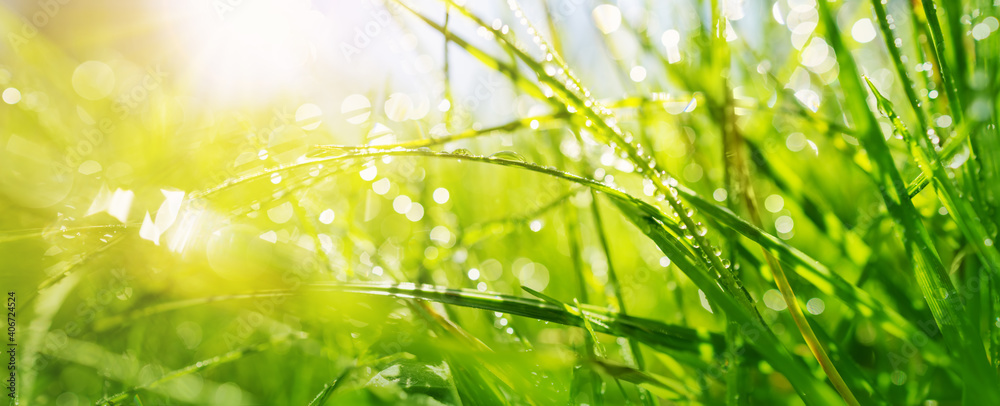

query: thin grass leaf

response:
[866,77,1000,276]
[816,1,1000,402]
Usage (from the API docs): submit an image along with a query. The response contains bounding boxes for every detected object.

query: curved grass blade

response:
[865,78,1000,276]
[211,145,949,369]
[197,146,949,368]
[417,1,763,331]
[306,366,355,406]
[95,283,724,363]
[609,199,841,404]
[815,1,1000,402]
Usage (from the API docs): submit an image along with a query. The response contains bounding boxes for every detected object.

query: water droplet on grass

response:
[490,151,526,162]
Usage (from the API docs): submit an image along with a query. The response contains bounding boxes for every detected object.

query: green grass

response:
[2,0,1000,404]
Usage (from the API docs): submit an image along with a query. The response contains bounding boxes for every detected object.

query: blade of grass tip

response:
[308,353,417,405]
[816,0,1000,403]
[519,286,607,361]
[586,358,695,401]
[407,301,534,405]
[573,298,609,360]
[906,127,971,197]
[307,365,355,406]
[521,286,700,401]
[865,78,1000,276]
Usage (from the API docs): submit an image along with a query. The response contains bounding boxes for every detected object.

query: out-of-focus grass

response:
[1,0,999,404]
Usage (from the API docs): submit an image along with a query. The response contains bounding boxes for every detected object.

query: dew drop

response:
[490,151,526,162]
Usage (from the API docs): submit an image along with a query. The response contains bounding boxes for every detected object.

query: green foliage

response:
[1,0,999,404]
